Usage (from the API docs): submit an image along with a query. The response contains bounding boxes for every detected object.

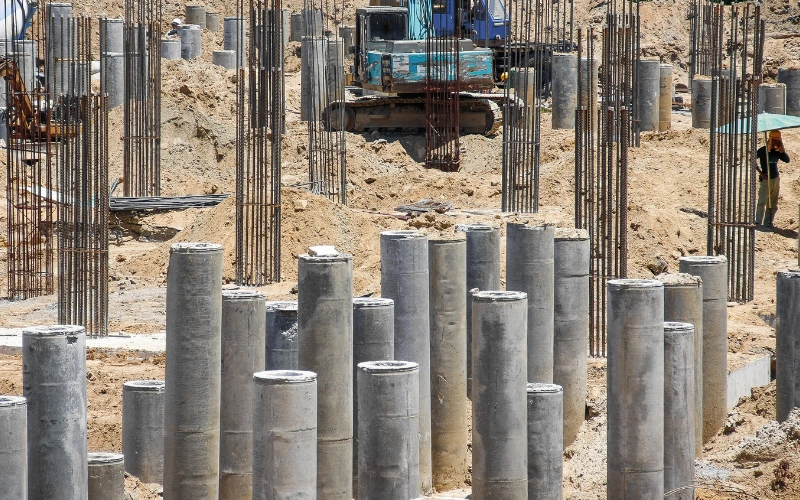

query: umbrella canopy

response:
[716,112,800,134]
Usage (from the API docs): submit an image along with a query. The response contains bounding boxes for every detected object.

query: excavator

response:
[328,1,505,136]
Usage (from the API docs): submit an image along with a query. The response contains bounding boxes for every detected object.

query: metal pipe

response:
[122,380,165,484]
[164,243,223,499]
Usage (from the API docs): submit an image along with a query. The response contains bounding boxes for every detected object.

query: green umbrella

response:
[716,112,800,134]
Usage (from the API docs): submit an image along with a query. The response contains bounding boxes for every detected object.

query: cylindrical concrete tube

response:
[212,50,237,69]
[253,370,317,500]
[457,223,501,400]
[472,291,528,499]
[551,53,578,129]
[224,17,246,68]
[161,38,181,60]
[326,37,345,103]
[579,57,599,130]
[638,59,661,132]
[55,59,91,97]
[352,296,394,492]
[659,64,673,132]
[101,52,124,109]
[357,361,421,500]
[691,76,713,129]
[340,25,355,55]
[265,301,299,370]
[290,13,303,42]
[607,280,664,500]
[179,25,202,60]
[301,36,326,122]
[758,83,787,115]
[0,396,27,500]
[778,68,800,117]
[428,238,468,490]
[527,383,563,500]
[122,380,165,483]
[655,273,704,458]
[679,255,727,443]
[380,230,432,492]
[302,9,324,36]
[206,12,221,32]
[553,229,589,447]
[220,290,267,499]
[185,5,207,29]
[164,242,223,499]
[13,40,37,93]
[46,2,74,94]
[776,270,800,422]
[298,252,354,500]
[507,223,555,383]
[23,325,88,500]
[663,322,696,500]
[88,452,124,500]
[100,18,124,54]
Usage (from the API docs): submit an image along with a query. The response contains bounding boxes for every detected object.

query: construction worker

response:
[166,18,182,38]
[756,130,790,227]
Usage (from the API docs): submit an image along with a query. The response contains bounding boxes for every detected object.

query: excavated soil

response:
[1,0,800,497]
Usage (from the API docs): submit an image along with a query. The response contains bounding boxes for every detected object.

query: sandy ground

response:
[1,0,800,497]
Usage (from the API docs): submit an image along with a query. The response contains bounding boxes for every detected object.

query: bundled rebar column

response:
[706,2,764,303]
[688,0,714,84]
[6,4,55,300]
[57,17,110,336]
[425,14,460,172]
[123,0,161,196]
[501,0,547,213]
[235,0,284,285]
[302,0,347,203]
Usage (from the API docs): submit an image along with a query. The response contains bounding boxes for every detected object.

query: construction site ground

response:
[3,0,800,497]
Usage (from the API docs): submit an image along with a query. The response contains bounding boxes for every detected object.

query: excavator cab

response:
[353,7,408,85]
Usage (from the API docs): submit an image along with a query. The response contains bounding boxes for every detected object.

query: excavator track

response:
[327,91,505,137]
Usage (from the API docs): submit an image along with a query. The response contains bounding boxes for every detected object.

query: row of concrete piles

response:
[0,231,750,500]
[550,54,674,132]
[692,69,800,128]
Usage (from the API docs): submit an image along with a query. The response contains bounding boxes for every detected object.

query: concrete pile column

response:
[663,322,696,500]
[298,251,354,500]
[579,57,599,131]
[301,36,326,122]
[551,53,578,129]
[206,12,221,32]
[220,290,267,499]
[179,25,202,60]
[380,230,432,492]
[326,37,345,103]
[186,5,207,29]
[655,272,703,458]
[46,2,74,95]
[101,52,124,109]
[638,59,661,132]
[679,255,727,443]
[224,17,246,68]
[778,68,800,117]
[290,13,303,42]
[340,26,355,56]
[776,270,800,422]
[100,18,124,53]
[23,325,88,500]
[212,50,237,69]
[0,396,27,499]
[457,223,501,400]
[357,361,420,500]
[527,383,563,500]
[428,238,468,490]
[253,370,318,500]
[758,83,787,115]
[164,243,223,499]
[122,380,165,483]
[352,296,394,493]
[691,76,713,129]
[88,453,124,500]
[472,291,528,499]
[161,39,181,60]
[507,223,555,383]
[553,229,590,447]
[265,301,299,370]
[659,64,673,132]
[302,9,324,36]
[607,280,664,500]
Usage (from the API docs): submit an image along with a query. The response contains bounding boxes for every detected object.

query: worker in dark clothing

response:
[756,130,790,227]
